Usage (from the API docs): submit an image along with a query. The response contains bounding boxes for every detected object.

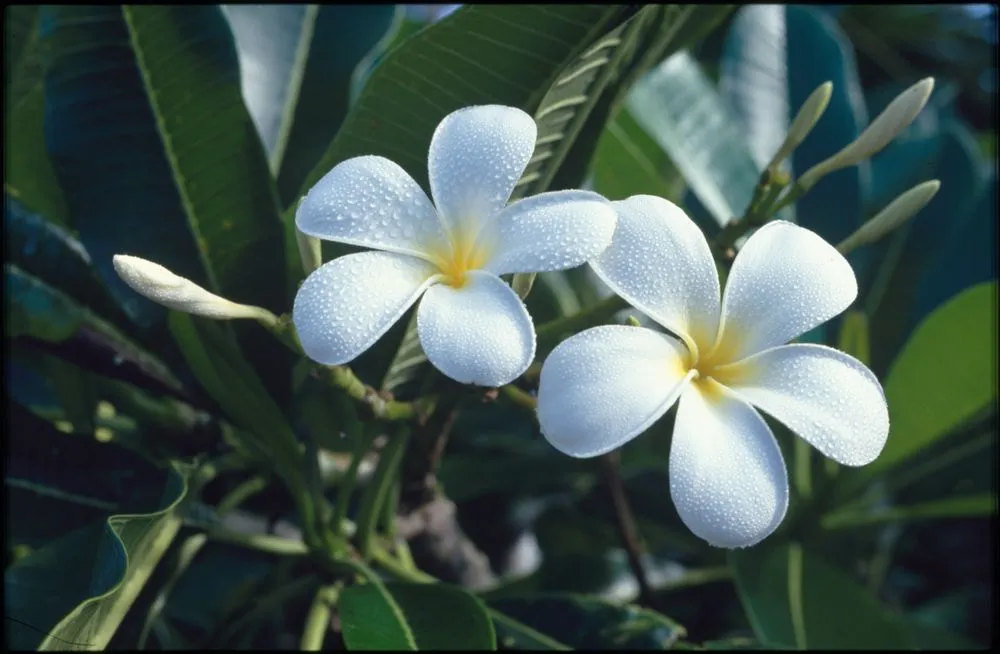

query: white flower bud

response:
[112,254,275,322]
[766,82,833,172]
[799,78,935,190]
[836,180,941,254]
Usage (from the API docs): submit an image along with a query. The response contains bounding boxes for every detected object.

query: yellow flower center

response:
[682,329,748,393]
[427,224,491,288]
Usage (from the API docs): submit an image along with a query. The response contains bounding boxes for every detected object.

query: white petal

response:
[296,155,447,259]
[537,325,693,458]
[483,190,618,275]
[720,344,889,466]
[590,195,721,353]
[670,381,788,548]
[417,271,535,387]
[293,251,438,365]
[427,105,537,235]
[715,221,857,361]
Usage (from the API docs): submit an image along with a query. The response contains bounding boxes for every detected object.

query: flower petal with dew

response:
[293,104,617,386]
[537,196,889,547]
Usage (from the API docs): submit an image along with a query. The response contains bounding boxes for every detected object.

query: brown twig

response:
[599,451,661,611]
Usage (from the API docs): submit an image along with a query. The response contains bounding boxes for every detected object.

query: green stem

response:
[500,384,537,411]
[333,423,380,537]
[261,313,427,421]
[356,426,410,559]
[300,584,340,651]
[206,528,310,557]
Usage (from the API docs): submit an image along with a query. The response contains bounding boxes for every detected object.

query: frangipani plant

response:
[7,4,993,651]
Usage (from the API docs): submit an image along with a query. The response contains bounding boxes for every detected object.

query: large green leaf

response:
[912,178,996,329]
[511,5,658,199]
[4,6,69,225]
[862,282,996,476]
[296,5,629,200]
[339,581,496,650]
[590,104,686,204]
[489,593,686,650]
[5,195,125,327]
[222,5,398,207]
[628,51,761,231]
[167,312,299,464]
[822,493,996,529]
[40,5,289,397]
[6,264,83,343]
[730,542,909,649]
[719,5,791,172]
[866,120,990,375]
[4,406,191,650]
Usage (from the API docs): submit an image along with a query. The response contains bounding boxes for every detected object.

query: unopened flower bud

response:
[799,78,935,190]
[112,254,276,324]
[836,180,941,255]
[766,81,833,172]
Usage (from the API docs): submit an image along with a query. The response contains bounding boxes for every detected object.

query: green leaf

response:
[297,5,629,200]
[5,195,125,328]
[167,312,298,460]
[5,406,191,650]
[41,6,289,396]
[590,106,685,202]
[511,6,655,199]
[822,493,996,530]
[6,264,83,342]
[730,542,909,649]
[720,6,791,171]
[489,593,686,650]
[340,581,496,650]
[4,6,69,225]
[222,5,398,207]
[628,51,760,230]
[863,282,996,476]
[866,121,990,375]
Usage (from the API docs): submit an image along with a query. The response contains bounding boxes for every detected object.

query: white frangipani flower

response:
[292,105,617,387]
[536,196,889,548]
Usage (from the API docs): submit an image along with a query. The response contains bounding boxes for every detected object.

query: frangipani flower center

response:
[681,332,748,392]
[428,224,491,288]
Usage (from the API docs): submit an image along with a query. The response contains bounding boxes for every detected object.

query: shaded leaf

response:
[822,493,996,529]
[340,581,495,650]
[4,195,124,327]
[297,5,630,199]
[6,264,83,343]
[5,405,191,650]
[730,542,909,649]
[5,6,69,225]
[864,282,996,476]
[40,5,289,398]
[590,107,685,202]
[489,593,685,650]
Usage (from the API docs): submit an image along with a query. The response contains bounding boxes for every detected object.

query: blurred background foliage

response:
[4,3,996,650]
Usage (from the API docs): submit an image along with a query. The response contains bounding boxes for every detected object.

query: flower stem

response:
[300,584,340,651]
[500,384,537,411]
[599,451,660,611]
